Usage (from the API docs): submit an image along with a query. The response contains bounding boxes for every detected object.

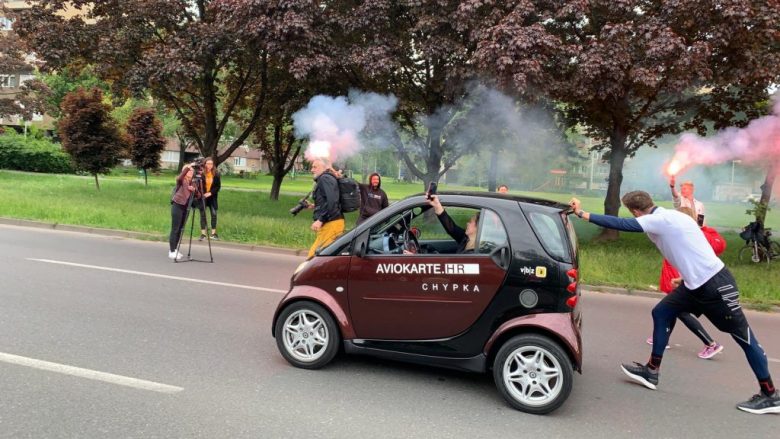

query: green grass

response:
[575,222,780,307]
[2,169,778,306]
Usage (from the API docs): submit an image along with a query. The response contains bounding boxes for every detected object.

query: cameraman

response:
[307,158,344,259]
[169,164,200,260]
[196,157,221,241]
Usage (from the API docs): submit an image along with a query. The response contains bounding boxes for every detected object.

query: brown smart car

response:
[273,192,582,414]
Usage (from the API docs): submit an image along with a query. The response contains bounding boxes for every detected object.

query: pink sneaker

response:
[698,343,723,359]
[646,337,670,349]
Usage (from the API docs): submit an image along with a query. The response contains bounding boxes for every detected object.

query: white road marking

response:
[27,258,287,294]
[0,352,183,394]
[769,358,780,364]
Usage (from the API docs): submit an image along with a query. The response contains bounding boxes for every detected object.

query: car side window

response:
[414,205,482,254]
[477,209,509,254]
[528,211,569,262]
[366,210,410,255]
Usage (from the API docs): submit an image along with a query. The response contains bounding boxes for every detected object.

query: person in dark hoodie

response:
[356,172,389,225]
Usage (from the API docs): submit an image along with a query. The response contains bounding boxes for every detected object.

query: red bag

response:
[659,259,680,294]
[701,226,726,256]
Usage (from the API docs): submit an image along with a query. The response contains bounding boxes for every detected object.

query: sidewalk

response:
[2,216,777,312]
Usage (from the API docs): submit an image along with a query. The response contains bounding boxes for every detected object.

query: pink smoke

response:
[666,96,780,176]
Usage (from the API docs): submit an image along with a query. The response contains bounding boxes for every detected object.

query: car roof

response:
[409,191,571,211]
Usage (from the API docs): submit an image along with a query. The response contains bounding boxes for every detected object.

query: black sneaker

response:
[211,233,219,241]
[736,391,780,414]
[620,362,659,390]
[199,234,207,242]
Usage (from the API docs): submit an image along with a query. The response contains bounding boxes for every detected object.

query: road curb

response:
[0,217,307,257]
[2,216,777,312]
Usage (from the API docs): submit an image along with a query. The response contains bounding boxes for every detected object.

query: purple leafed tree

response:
[15,0,330,166]
[126,107,165,186]
[59,88,126,190]
[464,0,780,238]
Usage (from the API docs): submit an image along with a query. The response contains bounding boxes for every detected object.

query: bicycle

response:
[738,222,780,264]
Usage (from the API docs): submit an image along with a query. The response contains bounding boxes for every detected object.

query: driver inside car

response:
[427,195,480,254]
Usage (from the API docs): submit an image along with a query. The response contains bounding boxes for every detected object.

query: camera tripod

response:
[174,174,214,263]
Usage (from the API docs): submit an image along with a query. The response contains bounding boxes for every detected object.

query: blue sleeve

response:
[588,213,644,232]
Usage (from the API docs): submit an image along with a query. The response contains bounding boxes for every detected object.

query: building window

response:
[234,157,246,167]
[0,75,15,88]
[0,17,14,31]
[162,151,178,163]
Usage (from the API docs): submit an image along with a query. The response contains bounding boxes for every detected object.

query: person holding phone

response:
[426,193,479,254]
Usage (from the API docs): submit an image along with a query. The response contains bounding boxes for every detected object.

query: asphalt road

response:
[0,224,778,438]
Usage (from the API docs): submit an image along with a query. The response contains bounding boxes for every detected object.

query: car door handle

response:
[491,247,510,270]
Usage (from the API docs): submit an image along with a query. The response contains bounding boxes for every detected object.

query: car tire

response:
[275,301,340,370]
[493,334,573,415]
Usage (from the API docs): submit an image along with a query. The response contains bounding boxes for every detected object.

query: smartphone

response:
[427,182,438,200]
[697,214,705,227]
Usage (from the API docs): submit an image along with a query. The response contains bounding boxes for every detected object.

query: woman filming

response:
[197,157,221,241]
[169,164,198,260]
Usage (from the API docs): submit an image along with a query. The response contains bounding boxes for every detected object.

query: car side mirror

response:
[356,240,366,258]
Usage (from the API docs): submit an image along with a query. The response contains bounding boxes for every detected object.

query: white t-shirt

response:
[636,207,724,290]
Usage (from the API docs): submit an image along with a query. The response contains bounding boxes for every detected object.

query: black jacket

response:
[356,173,389,224]
[199,171,221,209]
[313,171,343,223]
[437,210,473,254]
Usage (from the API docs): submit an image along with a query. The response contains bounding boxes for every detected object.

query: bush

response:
[218,160,234,176]
[0,132,74,173]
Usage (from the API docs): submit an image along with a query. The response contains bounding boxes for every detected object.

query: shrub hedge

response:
[0,132,74,173]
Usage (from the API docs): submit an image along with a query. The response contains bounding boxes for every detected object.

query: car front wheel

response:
[275,301,340,369]
[493,334,573,415]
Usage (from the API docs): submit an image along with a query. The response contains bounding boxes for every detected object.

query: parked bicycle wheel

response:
[770,241,780,259]
[738,242,770,264]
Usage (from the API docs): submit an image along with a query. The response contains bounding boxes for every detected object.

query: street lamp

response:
[731,160,742,184]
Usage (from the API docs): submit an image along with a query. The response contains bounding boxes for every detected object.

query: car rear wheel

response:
[275,301,340,369]
[493,334,573,415]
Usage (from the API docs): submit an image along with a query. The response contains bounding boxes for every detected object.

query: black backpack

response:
[337,176,361,213]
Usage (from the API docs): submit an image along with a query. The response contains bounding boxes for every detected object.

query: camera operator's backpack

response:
[337,176,361,213]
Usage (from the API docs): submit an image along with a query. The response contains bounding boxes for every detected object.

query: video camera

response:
[190,158,205,173]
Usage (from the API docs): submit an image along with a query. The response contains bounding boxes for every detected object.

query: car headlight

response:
[294,261,309,276]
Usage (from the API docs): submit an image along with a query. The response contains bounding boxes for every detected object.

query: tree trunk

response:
[488,148,498,192]
[143,168,148,186]
[756,163,778,224]
[598,128,629,241]
[422,124,444,192]
[270,168,283,201]
[176,131,187,172]
[94,173,100,190]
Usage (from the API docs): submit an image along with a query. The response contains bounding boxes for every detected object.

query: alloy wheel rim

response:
[502,345,564,407]
[282,310,329,362]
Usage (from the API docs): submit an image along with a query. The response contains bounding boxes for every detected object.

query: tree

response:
[466,0,780,238]
[0,22,50,121]
[59,88,126,189]
[126,107,165,185]
[335,1,485,190]
[16,0,329,166]
[39,67,109,118]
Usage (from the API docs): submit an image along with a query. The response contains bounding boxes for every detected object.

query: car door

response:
[347,204,511,340]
